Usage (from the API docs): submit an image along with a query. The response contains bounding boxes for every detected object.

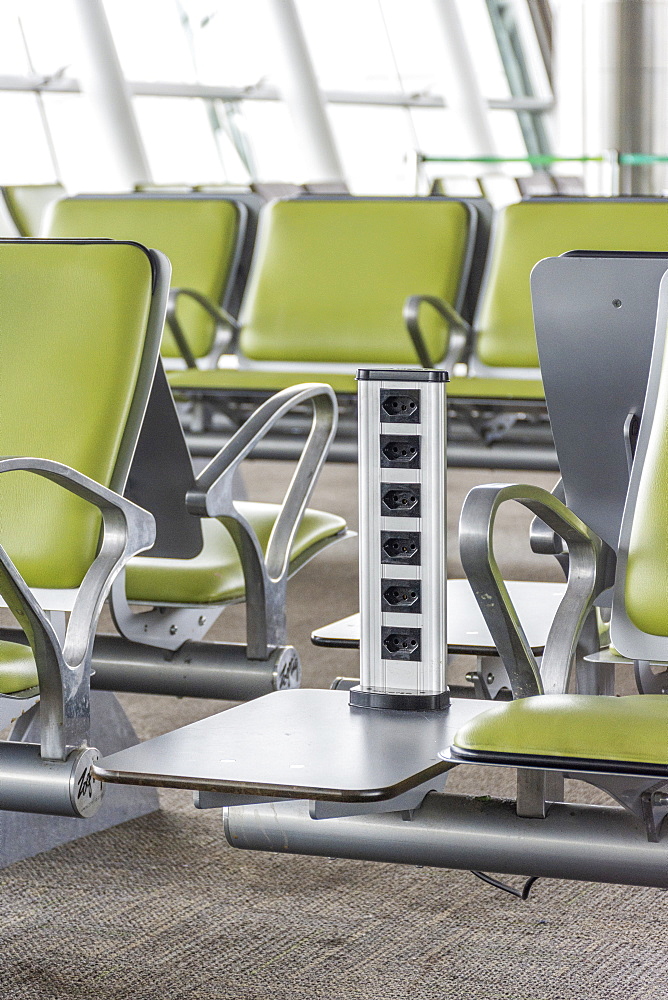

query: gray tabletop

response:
[311,579,566,654]
[96,689,490,802]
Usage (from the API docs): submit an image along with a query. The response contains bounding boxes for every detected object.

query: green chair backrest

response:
[1,183,66,236]
[476,198,668,369]
[0,239,165,589]
[47,196,243,359]
[613,269,668,653]
[238,197,474,366]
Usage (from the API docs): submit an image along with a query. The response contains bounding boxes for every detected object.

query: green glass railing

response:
[617,153,668,165]
[418,153,668,165]
[415,151,668,196]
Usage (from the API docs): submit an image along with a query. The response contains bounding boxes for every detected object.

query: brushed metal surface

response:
[96,689,487,801]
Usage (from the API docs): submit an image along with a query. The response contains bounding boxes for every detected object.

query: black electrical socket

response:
[381,626,421,661]
[381,531,420,564]
[382,579,421,613]
[381,482,420,517]
[380,389,420,423]
[380,435,420,468]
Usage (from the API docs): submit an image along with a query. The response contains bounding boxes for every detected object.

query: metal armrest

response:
[187,384,339,658]
[0,457,155,758]
[403,294,472,370]
[460,482,613,697]
[166,287,241,369]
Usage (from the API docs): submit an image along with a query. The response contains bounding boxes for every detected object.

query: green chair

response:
[40,196,349,690]
[445,197,668,466]
[167,194,483,454]
[0,311,349,704]
[0,254,348,705]
[0,236,349,864]
[86,364,349,698]
[0,182,66,236]
[46,193,259,367]
[458,250,668,701]
[450,261,668,838]
[0,237,166,863]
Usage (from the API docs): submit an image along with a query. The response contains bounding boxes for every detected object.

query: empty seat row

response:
[14,188,668,466]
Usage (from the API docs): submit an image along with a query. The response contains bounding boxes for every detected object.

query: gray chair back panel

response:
[125,363,203,559]
[531,251,668,550]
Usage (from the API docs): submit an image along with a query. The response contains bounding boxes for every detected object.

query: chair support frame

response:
[0,458,154,760]
[459,482,613,697]
[188,382,340,657]
[166,285,240,369]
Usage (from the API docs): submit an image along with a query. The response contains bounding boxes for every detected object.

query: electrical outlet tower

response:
[351,369,449,711]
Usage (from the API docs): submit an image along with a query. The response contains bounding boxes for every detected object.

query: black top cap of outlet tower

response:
[356,368,449,382]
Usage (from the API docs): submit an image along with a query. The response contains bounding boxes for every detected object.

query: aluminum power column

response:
[351,369,449,711]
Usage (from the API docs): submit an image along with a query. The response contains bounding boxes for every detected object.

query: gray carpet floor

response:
[0,461,665,1000]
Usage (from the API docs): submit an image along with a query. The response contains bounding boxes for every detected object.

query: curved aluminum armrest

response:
[166,286,240,369]
[188,383,338,579]
[403,294,472,370]
[460,482,612,697]
[185,384,338,656]
[0,457,155,758]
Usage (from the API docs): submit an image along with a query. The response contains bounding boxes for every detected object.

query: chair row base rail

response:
[223,792,668,890]
[0,630,301,702]
[90,634,300,699]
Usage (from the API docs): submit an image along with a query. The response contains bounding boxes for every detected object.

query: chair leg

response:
[0,690,159,868]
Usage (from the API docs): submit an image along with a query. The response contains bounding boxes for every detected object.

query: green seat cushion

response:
[168,367,359,394]
[476,199,668,369]
[47,197,240,358]
[238,198,472,365]
[125,502,347,605]
[447,376,544,400]
[0,641,38,695]
[453,694,668,765]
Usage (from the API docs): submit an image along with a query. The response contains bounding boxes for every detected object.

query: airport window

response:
[0,92,54,184]
[134,96,230,185]
[0,0,555,192]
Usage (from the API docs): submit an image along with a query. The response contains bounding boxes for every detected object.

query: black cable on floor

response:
[470,870,540,900]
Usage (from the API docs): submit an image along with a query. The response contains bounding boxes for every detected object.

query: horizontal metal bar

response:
[0,73,79,93]
[448,442,558,471]
[0,74,552,112]
[88,634,299,700]
[185,433,358,463]
[224,792,668,889]
[186,434,557,470]
[0,627,298,702]
[419,153,602,164]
